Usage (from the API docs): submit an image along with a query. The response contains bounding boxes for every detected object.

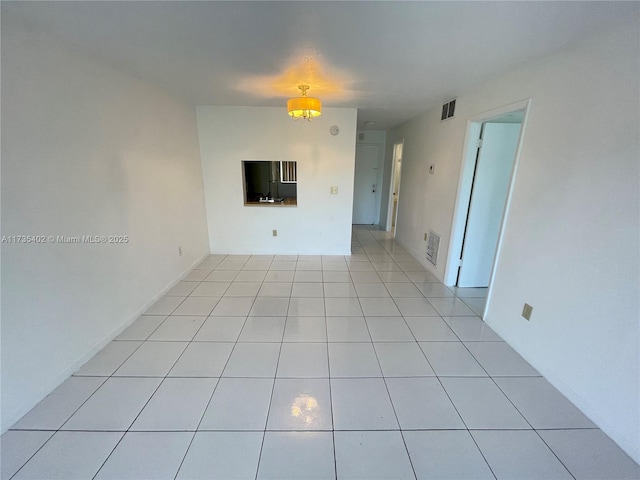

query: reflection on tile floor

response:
[2,226,639,479]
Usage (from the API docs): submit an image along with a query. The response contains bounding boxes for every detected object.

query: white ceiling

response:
[4,1,637,130]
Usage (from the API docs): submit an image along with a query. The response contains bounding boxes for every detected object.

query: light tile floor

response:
[3,226,639,479]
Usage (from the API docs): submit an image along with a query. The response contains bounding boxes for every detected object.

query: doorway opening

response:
[352,144,380,225]
[386,140,404,236]
[445,100,530,316]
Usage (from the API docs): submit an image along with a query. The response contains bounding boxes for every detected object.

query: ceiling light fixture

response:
[287,85,321,121]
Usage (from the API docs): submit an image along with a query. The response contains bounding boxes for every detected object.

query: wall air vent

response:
[426,230,440,266]
[441,98,456,121]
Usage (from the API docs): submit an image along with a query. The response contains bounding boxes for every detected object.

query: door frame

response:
[444,99,531,315]
[385,139,404,235]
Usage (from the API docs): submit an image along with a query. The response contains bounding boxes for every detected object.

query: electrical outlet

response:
[522,303,533,321]
[178,246,182,256]
[272,229,278,237]
[330,186,338,195]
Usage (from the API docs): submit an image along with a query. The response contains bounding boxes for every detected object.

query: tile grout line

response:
[100,254,227,479]
[488,376,578,480]
[375,229,498,480]
[365,316,419,480]
[323,264,339,480]
[253,256,286,480]
[90,293,205,479]
[172,253,249,479]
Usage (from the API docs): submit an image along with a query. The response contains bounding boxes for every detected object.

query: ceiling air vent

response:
[441,98,456,121]
[426,230,440,266]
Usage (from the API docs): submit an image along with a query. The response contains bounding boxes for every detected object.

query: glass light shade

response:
[287,96,322,119]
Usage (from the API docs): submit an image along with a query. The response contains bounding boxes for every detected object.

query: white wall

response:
[387,17,640,462]
[197,106,357,255]
[1,17,210,432]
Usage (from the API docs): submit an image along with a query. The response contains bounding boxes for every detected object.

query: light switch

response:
[330,186,338,195]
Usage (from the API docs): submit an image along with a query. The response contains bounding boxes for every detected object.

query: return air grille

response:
[426,231,440,266]
[441,98,456,120]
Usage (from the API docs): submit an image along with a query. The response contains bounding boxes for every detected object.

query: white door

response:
[390,142,403,236]
[352,145,379,224]
[458,123,521,287]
